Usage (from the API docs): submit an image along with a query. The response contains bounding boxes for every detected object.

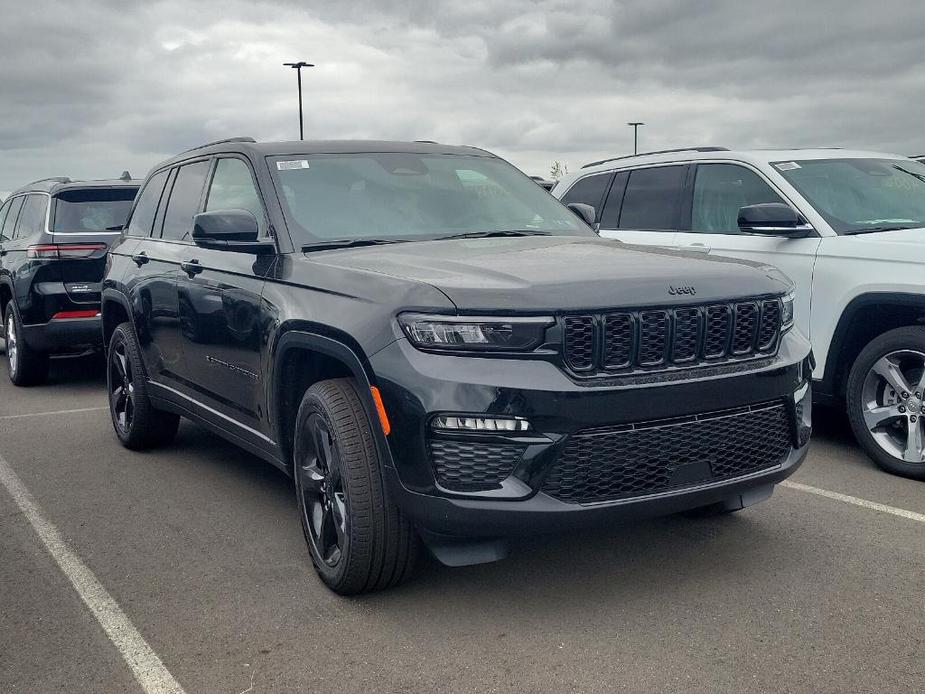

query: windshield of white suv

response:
[773,158,925,234]
[268,153,588,244]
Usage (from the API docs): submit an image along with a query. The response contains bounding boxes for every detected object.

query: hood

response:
[311,236,790,311]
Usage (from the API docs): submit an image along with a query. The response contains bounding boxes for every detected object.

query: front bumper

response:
[371,329,813,537]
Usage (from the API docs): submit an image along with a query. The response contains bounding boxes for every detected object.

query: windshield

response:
[268,153,589,243]
[773,158,925,233]
[51,187,138,232]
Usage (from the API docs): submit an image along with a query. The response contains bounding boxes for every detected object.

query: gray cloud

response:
[1,0,923,195]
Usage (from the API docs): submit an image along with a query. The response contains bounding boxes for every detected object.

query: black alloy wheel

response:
[109,339,135,436]
[106,323,179,449]
[297,413,348,567]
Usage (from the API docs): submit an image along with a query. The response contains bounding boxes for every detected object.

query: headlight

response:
[398,314,553,352]
[781,291,795,332]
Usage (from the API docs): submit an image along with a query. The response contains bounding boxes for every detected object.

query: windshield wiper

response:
[843,225,920,235]
[893,165,925,184]
[434,230,551,241]
[301,238,407,252]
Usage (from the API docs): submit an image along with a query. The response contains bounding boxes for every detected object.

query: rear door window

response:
[52,188,138,233]
[127,170,170,238]
[14,194,49,239]
[160,161,210,241]
[1,197,25,241]
[618,165,686,230]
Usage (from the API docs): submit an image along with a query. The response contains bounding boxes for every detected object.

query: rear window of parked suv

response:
[51,188,138,232]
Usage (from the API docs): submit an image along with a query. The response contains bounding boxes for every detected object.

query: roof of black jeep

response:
[158,138,494,169]
[10,177,141,197]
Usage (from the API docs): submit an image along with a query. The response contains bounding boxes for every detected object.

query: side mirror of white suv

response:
[738,203,814,238]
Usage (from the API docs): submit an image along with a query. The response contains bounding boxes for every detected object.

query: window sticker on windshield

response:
[774,161,801,171]
[277,160,310,170]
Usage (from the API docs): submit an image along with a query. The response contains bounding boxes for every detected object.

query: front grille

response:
[562,297,782,376]
[542,402,792,504]
[430,440,525,492]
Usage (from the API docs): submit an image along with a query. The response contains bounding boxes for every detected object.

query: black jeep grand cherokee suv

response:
[102,138,812,594]
[1,175,140,385]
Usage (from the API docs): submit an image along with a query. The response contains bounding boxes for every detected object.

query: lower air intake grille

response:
[542,402,791,504]
[430,440,525,492]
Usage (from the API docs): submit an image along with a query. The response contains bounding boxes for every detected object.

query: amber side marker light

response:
[370,386,391,436]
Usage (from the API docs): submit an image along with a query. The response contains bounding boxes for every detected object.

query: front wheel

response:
[294,378,418,594]
[847,326,925,480]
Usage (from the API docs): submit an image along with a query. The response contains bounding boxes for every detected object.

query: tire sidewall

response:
[847,327,925,479]
[294,392,353,587]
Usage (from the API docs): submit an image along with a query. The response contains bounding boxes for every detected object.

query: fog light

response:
[432,415,531,432]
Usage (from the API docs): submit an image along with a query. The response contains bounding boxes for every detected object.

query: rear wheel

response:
[4,301,48,386]
[847,327,925,480]
[294,378,418,594]
[107,323,179,449]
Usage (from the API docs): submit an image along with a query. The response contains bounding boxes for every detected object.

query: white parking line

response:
[0,453,186,694]
[781,480,925,524]
[0,406,108,420]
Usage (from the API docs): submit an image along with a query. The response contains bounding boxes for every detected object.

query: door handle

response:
[131,252,149,267]
[181,259,203,277]
[683,243,711,253]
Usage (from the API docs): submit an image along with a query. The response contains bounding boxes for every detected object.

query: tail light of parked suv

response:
[27,243,107,259]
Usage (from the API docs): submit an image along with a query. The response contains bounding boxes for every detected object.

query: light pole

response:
[627,122,645,155]
[283,61,314,140]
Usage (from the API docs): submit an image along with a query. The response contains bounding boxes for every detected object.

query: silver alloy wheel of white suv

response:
[861,350,925,463]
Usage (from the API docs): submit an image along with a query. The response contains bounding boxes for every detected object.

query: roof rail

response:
[25,176,72,186]
[180,136,257,155]
[581,146,729,169]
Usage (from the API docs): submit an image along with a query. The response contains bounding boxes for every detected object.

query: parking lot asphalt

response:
[1,354,923,693]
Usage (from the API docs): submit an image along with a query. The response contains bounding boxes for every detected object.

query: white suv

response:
[554,147,925,479]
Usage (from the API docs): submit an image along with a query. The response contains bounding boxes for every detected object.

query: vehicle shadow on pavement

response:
[46,352,108,386]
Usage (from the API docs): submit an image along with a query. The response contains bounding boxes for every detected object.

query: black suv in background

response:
[102,138,813,594]
[1,175,140,385]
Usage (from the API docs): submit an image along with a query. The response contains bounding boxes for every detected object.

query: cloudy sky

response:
[1,0,923,196]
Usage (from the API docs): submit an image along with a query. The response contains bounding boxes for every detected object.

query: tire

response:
[846,326,925,480]
[293,378,418,594]
[107,322,180,450]
[4,300,49,386]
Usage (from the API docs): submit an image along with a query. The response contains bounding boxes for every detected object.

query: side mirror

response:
[738,203,814,237]
[567,202,596,227]
[192,209,275,254]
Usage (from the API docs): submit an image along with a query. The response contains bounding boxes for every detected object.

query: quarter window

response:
[14,195,49,239]
[127,170,169,238]
[618,165,686,231]
[205,158,265,232]
[160,161,210,241]
[559,173,613,220]
[692,164,786,234]
[1,197,24,241]
[0,200,11,241]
